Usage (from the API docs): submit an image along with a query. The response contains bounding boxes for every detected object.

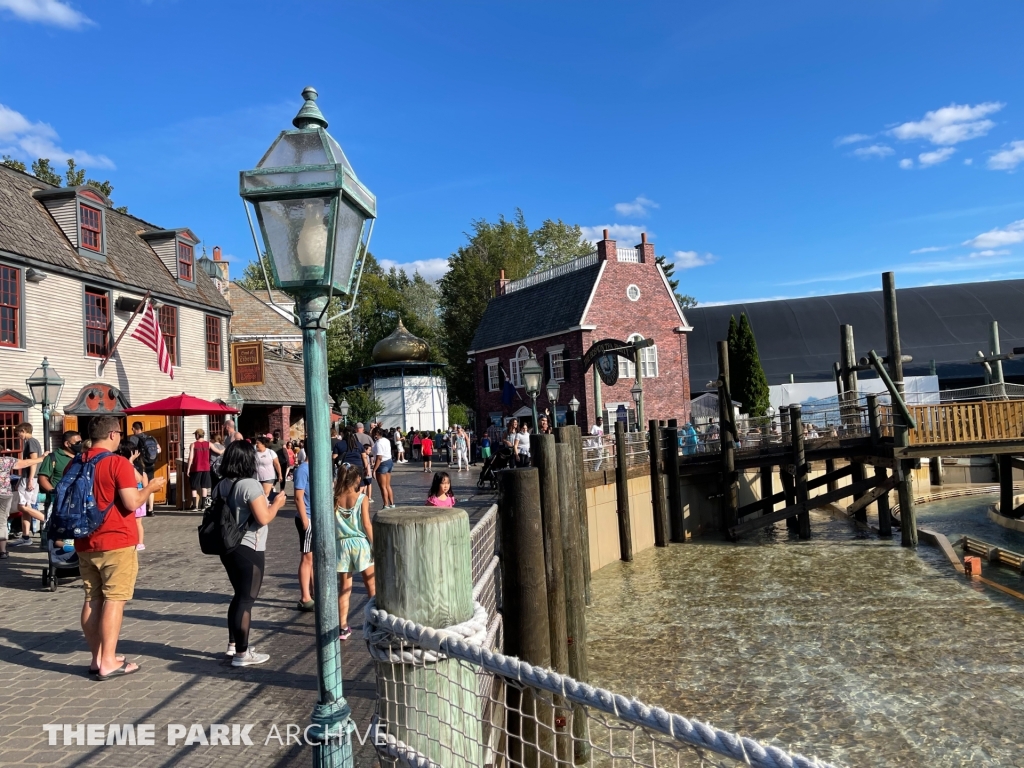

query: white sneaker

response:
[225,643,236,657]
[232,648,270,667]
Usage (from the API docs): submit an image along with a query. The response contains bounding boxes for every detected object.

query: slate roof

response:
[685,280,1024,387]
[237,354,332,406]
[0,164,230,313]
[468,263,603,353]
[228,282,300,338]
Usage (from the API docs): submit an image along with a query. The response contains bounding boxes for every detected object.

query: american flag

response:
[131,302,174,380]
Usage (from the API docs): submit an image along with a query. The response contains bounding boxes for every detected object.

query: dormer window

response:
[80,204,102,252]
[178,241,194,281]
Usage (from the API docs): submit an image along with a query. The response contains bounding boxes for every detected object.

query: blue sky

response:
[2,1,1024,304]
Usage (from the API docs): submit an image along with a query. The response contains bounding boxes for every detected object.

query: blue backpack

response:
[49,451,116,540]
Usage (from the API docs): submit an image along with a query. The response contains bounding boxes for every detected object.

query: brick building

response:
[468,231,692,432]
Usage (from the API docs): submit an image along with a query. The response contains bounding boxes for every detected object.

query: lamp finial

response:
[292,86,328,130]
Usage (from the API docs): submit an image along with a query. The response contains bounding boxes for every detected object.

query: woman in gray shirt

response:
[215,440,286,668]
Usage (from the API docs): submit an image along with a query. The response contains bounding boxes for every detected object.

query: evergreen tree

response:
[656,254,698,308]
[731,313,770,417]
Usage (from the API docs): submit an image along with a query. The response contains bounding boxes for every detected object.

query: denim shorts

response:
[376,459,394,475]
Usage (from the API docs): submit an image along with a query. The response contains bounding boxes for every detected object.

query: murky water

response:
[586,504,1024,767]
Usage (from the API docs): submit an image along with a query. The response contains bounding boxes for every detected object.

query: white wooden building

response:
[0,164,232,505]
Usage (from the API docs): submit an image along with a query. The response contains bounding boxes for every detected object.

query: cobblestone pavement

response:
[0,460,495,768]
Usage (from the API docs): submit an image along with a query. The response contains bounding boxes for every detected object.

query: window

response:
[550,351,565,382]
[618,334,658,380]
[207,414,225,444]
[84,288,110,357]
[167,416,181,467]
[0,265,19,347]
[486,360,500,392]
[80,204,102,252]
[510,346,529,388]
[205,315,222,370]
[178,241,194,281]
[0,411,23,459]
[158,305,178,366]
[626,284,641,302]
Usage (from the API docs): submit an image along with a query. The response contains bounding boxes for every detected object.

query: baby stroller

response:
[477,446,514,490]
[40,503,80,592]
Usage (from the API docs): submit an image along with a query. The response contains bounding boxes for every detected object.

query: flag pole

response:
[99,291,151,372]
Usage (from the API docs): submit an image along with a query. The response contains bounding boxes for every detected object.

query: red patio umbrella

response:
[124,393,239,416]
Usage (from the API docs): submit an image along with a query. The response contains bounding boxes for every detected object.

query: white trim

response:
[468,329,574,356]
[545,344,565,354]
[578,259,607,326]
[569,324,597,331]
[656,263,693,331]
[484,356,499,364]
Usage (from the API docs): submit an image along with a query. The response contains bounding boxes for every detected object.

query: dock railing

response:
[365,504,839,768]
[909,400,1024,445]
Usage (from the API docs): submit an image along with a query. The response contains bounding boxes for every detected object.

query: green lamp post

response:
[522,353,543,430]
[240,86,376,768]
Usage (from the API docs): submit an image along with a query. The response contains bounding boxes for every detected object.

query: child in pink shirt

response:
[425,472,456,507]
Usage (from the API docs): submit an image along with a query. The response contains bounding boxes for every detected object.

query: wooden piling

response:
[531,434,569,679]
[825,459,837,493]
[648,420,669,547]
[614,421,633,561]
[555,442,590,763]
[791,405,811,539]
[760,466,774,516]
[929,456,944,486]
[497,468,554,767]
[556,426,591,603]
[373,506,481,768]
[839,323,868,519]
[718,340,739,535]
[867,394,892,536]
[665,421,684,542]
[1000,454,1014,518]
[883,271,917,547]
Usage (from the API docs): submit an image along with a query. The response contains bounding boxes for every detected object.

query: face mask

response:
[68,442,83,455]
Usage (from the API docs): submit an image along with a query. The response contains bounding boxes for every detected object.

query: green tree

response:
[677,294,698,309]
[2,155,27,172]
[449,403,469,428]
[438,210,537,406]
[343,386,384,424]
[65,158,85,186]
[532,218,593,271]
[237,252,274,291]
[31,158,62,186]
[731,313,770,417]
[87,179,114,198]
[655,254,697,309]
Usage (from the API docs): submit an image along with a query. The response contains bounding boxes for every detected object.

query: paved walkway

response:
[0,461,495,768]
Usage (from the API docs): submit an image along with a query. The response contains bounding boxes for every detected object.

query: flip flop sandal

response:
[88,656,126,676]
[95,662,140,681]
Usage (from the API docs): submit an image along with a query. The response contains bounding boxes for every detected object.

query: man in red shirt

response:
[77,415,165,680]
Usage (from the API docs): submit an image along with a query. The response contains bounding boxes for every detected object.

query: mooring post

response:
[825,459,837,493]
[531,433,570,682]
[614,421,633,561]
[556,426,592,604]
[867,393,892,536]
[664,420,684,542]
[839,323,867,517]
[780,405,792,446]
[791,404,811,539]
[929,456,943,486]
[1000,454,1014,517]
[717,340,739,535]
[497,468,554,766]
[648,419,669,547]
[779,405,797,525]
[555,441,590,763]
[883,271,917,546]
[373,506,481,768]
[760,465,774,516]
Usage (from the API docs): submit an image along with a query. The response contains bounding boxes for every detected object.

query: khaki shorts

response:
[79,546,139,602]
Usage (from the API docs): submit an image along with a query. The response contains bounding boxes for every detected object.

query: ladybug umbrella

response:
[124,393,239,416]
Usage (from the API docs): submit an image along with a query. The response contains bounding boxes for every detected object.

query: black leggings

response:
[220,545,265,654]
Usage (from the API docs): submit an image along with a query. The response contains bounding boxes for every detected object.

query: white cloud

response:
[835,133,872,146]
[918,147,956,167]
[613,196,658,218]
[910,246,950,254]
[970,249,1011,258]
[964,158,974,165]
[964,219,1024,249]
[852,144,894,159]
[899,158,914,169]
[988,140,1024,171]
[580,224,648,244]
[889,102,1004,146]
[673,250,717,269]
[0,0,93,28]
[379,257,449,282]
[0,103,114,170]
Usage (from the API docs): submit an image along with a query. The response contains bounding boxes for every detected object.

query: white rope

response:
[364,598,488,664]
[471,555,499,603]
[365,603,840,768]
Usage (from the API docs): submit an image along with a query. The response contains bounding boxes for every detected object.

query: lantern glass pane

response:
[46,381,63,404]
[331,197,368,293]
[257,197,331,285]
[257,131,329,169]
[244,169,335,192]
[324,133,355,175]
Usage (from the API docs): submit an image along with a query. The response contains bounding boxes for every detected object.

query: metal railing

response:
[581,431,650,472]
[504,252,599,294]
[615,247,641,263]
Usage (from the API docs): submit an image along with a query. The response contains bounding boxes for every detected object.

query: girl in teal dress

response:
[334,464,376,640]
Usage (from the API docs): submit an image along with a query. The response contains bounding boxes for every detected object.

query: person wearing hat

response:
[187,428,223,511]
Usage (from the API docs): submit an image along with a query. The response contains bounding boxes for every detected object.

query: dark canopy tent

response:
[685,279,1024,390]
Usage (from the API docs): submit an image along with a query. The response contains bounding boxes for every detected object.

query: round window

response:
[627,284,641,302]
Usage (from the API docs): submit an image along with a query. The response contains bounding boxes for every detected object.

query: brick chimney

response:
[493,269,509,297]
[636,232,655,264]
[596,228,617,261]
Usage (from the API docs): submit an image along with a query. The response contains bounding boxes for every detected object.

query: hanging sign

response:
[231,342,265,387]
[582,338,653,387]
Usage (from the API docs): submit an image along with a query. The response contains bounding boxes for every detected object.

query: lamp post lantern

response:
[339,398,350,427]
[240,86,376,768]
[568,395,580,426]
[630,382,643,432]
[546,379,560,427]
[522,353,543,430]
[227,388,245,418]
[26,357,64,452]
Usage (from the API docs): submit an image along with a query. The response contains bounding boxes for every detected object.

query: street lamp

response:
[227,387,245,418]
[630,382,642,432]
[240,86,376,767]
[568,395,580,426]
[546,379,560,427]
[339,398,350,427]
[522,353,543,430]
[26,357,64,452]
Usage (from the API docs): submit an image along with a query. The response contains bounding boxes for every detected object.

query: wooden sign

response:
[231,342,265,387]
[582,338,652,387]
